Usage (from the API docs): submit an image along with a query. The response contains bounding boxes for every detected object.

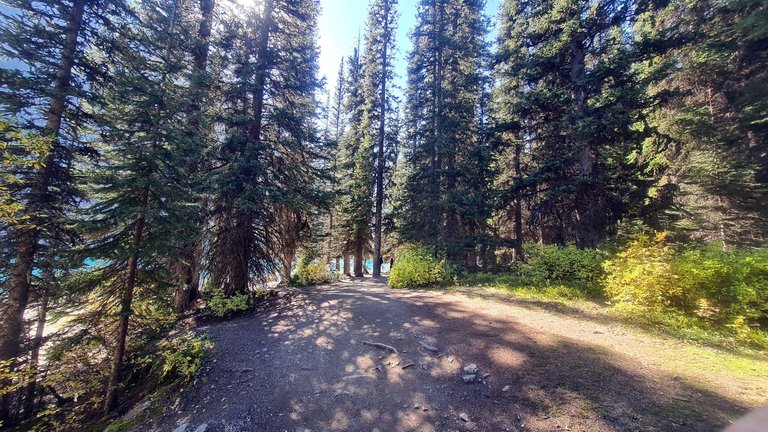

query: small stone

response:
[460,413,470,422]
[464,364,479,374]
[502,385,510,392]
[462,374,476,383]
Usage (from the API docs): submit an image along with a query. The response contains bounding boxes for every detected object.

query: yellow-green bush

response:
[153,334,212,383]
[604,232,768,330]
[208,288,250,317]
[389,245,453,289]
[603,232,685,308]
[292,260,335,286]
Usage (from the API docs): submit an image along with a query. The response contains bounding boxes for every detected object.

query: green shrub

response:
[520,243,606,294]
[292,260,335,286]
[208,288,250,317]
[603,232,768,347]
[389,245,453,289]
[676,246,768,324]
[153,334,212,383]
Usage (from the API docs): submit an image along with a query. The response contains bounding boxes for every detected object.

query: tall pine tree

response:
[399,0,492,265]
[208,0,325,293]
[0,0,129,422]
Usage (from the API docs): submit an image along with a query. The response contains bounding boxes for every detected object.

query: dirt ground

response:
[141,277,767,432]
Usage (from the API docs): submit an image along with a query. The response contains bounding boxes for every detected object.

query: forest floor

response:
[137,277,767,432]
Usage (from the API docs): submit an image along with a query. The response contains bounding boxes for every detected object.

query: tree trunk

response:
[343,253,350,276]
[0,0,87,422]
[175,0,216,313]
[23,284,49,418]
[372,0,391,278]
[513,141,524,261]
[104,187,148,413]
[281,253,293,284]
[354,245,364,277]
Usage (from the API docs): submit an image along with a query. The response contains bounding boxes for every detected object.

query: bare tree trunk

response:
[281,253,293,284]
[372,1,391,278]
[354,245,364,277]
[104,187,148,413]
[513,141,524,261]
[343,253,350,276]
[0,0,87,422]
[23,284,49,418]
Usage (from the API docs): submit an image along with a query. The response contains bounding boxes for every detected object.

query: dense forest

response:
[0,0,766,429]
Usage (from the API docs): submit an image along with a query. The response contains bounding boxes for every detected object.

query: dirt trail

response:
[145,278,767,432]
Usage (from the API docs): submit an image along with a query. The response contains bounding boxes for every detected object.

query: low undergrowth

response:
[442,233,768,352]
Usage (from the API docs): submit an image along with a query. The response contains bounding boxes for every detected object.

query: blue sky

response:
[317,0,502,96]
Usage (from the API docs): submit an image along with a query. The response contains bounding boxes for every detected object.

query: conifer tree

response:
[365,0,398,277]
[209,0,324,293]
[399,0,491,264]
[335,45,363,276]
[78,0,196,411]
[0,0,128,422]
[172,0,217,313]
[641,0,768,245]
[494,0,661,247]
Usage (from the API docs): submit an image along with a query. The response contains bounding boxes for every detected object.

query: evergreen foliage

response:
[398,0,492,265]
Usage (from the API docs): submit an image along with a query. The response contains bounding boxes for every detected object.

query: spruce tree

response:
[335,45,363,276]
[399,0,491,264]
[208,0,324,293]
[365,0,398,277]
[78,0,196,411]
[0,0,128,422]
[494,0,662,247]
[172,0,217,313]
[640,0,768,245]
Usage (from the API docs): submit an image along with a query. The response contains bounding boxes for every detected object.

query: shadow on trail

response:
[161,278,751,432]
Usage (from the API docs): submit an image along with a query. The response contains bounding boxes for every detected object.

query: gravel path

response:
[144,277,763,432]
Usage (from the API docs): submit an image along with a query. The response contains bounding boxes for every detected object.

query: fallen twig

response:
[401,363,415,370]
[418,340,439,352]
[363,341,399,353]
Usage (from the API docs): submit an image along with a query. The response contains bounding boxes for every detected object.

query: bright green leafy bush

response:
[519,243,606,295]
[292,260,335,286]
[603,232,768,348]
[154,334,212,383]
[389,245,453,289]
[208,288,250,317]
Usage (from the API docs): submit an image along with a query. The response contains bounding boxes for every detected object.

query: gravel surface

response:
[143,277,756,432]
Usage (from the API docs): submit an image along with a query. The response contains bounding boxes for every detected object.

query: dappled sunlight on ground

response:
[145,278,766,432]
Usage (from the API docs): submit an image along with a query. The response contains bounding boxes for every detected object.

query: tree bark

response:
[372,0,391,278]
[354,245,364,277]
[343,253,351,276]
[104,187,148,413]
[23,283,49,418]
[513,141,524,261]
[0,0,87,422]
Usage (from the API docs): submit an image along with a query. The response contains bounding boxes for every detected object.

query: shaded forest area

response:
[0,0,766,429]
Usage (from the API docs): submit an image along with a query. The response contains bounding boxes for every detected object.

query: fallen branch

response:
[418,340,439,352]
[363,341,398,354]
[401,363,415,370]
